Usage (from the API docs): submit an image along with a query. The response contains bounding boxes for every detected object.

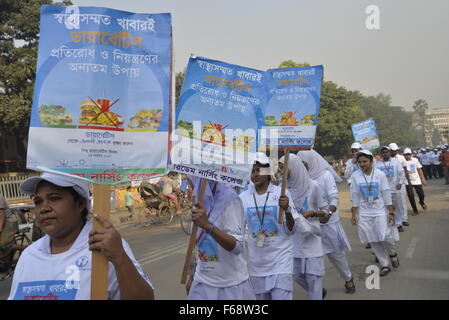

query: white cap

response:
[20,172,91,211]
[388,143,400,151]
[403,148,412,154]
[351,142,362,150]
[356,149,374,158]
[254,152,270,166]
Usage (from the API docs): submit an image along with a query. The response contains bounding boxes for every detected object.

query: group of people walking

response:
[3,141,444,300]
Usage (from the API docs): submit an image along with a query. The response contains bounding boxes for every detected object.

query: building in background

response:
[425,107,449,145]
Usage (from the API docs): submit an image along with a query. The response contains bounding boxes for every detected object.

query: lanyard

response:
[382,160,392,175]
[362,168,375,192]
[253,192,270,227]
[382,160,391,170]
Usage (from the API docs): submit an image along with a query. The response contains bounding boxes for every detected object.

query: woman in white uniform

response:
[374,146,406,231]
[279,154,327,300]
[239,153,315,300]
[297,150,355,294]
[9,173,154,300]
[350,150,400,276]
[186,179,255,300]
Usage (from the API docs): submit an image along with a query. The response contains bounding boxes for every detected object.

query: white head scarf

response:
[297,150,343,183]
[279,153,311,210]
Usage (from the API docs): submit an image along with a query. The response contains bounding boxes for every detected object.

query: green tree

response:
[359,93,420,148]
[0,0,71,161]
[277,60,310,68]
[277,60,365,158]
[175,70,185,108]
[412,99,429,145]
[314,82,365,158]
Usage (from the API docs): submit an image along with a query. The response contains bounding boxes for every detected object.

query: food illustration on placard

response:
[176,120,196,138]
[201,122,228,146]
[39,105,76,128]
[280,111,299,125]
[361,135,378,144]
[264,115,278,126]
[300,114,315,125]
[264,112,315,126]
[78,98,124,131]
[127,109,162,131]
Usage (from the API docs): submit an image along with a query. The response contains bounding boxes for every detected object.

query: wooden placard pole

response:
[91,184,110,300]
[180,178,208,284]
[278,148,290,224]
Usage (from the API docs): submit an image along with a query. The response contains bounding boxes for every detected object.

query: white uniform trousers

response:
[327,251,353,282]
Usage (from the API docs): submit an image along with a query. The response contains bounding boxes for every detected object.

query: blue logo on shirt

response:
[75,256,89,269]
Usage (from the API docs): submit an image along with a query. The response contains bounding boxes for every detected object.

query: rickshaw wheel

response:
[159,206,174,225]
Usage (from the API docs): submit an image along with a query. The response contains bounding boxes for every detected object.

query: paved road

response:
[1,179,448,300]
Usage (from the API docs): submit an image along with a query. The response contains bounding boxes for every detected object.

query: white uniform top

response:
[8,220,152,300]
[431,153,441,165]
[403,158,423,185]
[374,158,405,194]
[194,198,249,288]
[239,184,310,277]
[420,153,430,165]
[291,180,327,259]
[393,154,407,166]
[315,170,340,224]
[344,158,360,184]
[350,168,392,217]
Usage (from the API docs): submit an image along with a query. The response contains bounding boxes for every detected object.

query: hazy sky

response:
[71,0,449,110]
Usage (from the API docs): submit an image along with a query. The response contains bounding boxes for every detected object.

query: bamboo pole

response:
[278,148,290,224]
[90,184,110,300]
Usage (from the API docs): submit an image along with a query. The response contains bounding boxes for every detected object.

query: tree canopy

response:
[0,0,72,150]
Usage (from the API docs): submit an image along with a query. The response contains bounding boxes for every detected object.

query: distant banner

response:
[260,65,323,150]
[26,5,172,184]
[170,56,266,187]
[351,119,380,150]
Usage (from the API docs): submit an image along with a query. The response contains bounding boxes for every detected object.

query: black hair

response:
[255,161,270,168]
[127,186,131,191]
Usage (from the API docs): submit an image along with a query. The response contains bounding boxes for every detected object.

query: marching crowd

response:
[1,142,447,300]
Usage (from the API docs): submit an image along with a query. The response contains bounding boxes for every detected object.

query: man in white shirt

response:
[403,148,428,215]
[344,142,362,185]
[421,148,432,180]
[431,149,441,179]
[388,143,410,227]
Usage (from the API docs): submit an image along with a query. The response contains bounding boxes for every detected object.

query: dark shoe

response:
[402,221,410,226]
[380,266,390,277]
[345,278,356,294]
[390,253,400,268]
[365,243,371,249]
[322,288,327,300]
[398,226,404,232]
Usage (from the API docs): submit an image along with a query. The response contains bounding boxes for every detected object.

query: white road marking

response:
[140,248,186,266]
[137,241,187,265]
[405,237,419,259]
